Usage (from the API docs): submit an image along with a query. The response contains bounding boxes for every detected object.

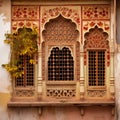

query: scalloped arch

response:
[41,6,80,30]
[84,25,109,49]
[42,14,79,43]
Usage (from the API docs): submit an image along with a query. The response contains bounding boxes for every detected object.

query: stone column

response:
[80,46,85,99]
[37,45,43,99]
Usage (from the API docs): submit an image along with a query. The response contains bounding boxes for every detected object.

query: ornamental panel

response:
[41,6,81,30]
[46,84,76,98]
[12,6,40,20]
[12,21,39,32]
[82,5,110,20]
[43,15,79,43]
[87,90,106,97]
[14,90,35,97]
[84,26,109,49]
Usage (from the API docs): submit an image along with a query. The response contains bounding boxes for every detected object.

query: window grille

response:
[48,47,74,81]
[88,50,105,86]
[15,55,34,87]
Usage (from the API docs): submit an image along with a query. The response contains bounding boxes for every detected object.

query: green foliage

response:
[2,27,38,78]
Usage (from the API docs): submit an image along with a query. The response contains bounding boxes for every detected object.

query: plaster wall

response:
[0,0,11,119]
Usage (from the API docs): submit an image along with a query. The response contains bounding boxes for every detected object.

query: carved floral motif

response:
[84,26,109,49]
[82,5,110,20]
[83,21,110,32]
[12,6,39,20]
[41,6,80,28]
[12,21,39,32]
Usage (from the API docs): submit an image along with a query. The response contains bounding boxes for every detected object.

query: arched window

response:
[15,55,34,87]
[88,50,105,86]
[48,47,74,81]
[84,26,109,87]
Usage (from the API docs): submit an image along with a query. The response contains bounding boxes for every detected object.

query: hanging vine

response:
[2,27,38,78]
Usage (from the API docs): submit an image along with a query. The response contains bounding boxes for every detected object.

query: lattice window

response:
[15,55,34,87]
[48,47,74,81]
[88,50,105,86]
[84,26,109,88]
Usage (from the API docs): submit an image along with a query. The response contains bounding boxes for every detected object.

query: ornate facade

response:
[0,0,117,120]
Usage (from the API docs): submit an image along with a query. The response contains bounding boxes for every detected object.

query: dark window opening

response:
[15,55,34,87]
[48,47,74,81]
[88,50,105,86]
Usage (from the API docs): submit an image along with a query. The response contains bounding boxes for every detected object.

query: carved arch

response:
[84,26,109,49]
[41,6,80,29]
[42,14,79,44]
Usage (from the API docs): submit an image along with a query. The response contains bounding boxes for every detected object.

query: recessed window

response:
[88,50,105,86]
[15,55,34,87]
[48,47,74,81]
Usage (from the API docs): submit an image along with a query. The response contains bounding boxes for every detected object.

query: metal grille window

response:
[48,47,74,81]
[15,55,34,87]
[88,50,105,86]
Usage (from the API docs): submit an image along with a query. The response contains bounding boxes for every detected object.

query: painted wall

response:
[0,0,11,119]
[0,0,117,120]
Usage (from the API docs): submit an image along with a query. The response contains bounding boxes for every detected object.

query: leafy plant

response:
[2,27,38,78]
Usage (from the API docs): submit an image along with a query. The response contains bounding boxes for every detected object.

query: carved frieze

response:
[46,82,76,98]
[87,90,106,97]
[47,88,76,98]
[14,90,35,97]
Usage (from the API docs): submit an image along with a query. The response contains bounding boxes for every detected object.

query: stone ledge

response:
[8,100,115,107]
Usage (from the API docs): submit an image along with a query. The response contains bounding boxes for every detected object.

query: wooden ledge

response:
[8,100,115,107]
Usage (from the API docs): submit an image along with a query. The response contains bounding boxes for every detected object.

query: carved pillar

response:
[109,0,115,100]
[37,45,43,99]
[80,47,85,99]
[110,52,115,100]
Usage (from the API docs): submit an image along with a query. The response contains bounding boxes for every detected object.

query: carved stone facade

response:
[0,0,117,120]
[10,2,115,102]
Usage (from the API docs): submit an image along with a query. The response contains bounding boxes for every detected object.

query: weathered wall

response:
[0,0,11,119]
